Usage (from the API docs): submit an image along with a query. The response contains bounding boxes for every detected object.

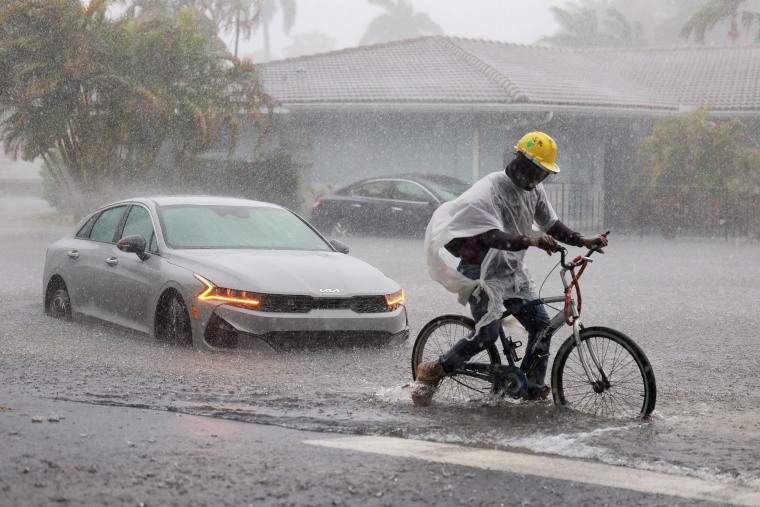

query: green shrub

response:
[634,109,760,237]
[152,154,305,211]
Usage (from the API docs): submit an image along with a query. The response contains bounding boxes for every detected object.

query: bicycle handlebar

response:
[558,230,610,269]
[553,231,609,324]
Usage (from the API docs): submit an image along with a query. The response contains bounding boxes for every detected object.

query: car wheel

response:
[331,218,352,237]
[157,292,193,347]
[48,287,72,320]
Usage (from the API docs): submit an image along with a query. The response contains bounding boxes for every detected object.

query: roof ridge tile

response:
[443,35,570,52]
[433,37,528,102]
[259,36,465,66]
[580,43,760,54]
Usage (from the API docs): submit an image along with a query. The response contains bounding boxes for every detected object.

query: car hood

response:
[167,249,401,296]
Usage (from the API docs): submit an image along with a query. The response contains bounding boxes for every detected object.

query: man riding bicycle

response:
[412,131,608,407]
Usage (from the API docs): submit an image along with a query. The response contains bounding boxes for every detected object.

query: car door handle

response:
[391,207,404,212]
[105,257,118,266]
[351,203,362,208]
[67,250,79,259]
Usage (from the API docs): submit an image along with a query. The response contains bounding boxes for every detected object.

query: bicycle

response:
[411,241,657,418]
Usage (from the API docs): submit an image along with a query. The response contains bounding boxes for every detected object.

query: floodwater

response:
[2,197,760,492]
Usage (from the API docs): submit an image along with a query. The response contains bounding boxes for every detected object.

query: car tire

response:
[156,292,193,347]
[48,286,72,320]
[331,218,352,237]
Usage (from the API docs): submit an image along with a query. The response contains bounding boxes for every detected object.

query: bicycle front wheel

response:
[412,315,500,403]
[551,326,656,418]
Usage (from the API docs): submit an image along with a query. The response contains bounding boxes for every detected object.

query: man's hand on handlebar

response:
[578,232,609,253]
[524,234,559,255]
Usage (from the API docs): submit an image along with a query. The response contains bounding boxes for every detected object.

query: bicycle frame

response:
[457,244,609,394]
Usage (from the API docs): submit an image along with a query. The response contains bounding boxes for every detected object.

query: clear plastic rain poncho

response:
[424,171,558,332]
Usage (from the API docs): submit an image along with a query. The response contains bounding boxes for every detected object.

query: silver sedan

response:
[43,196,408,350]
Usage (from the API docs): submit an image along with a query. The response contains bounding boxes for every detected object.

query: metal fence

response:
[543,183,605,232]
[543,183,760,239]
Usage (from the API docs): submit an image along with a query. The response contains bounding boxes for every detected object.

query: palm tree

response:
[360,0,443,46]
[681,0,760,44]
[214,0,259,59]
[117,0,296,60]
[539,0,646,48]
[214,0,295,61]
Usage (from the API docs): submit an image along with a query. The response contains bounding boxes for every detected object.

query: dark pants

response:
[439,262,552,397]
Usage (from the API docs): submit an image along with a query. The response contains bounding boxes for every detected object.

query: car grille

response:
[249,329,408,351]
[204,315,408,350]
[257,294,392,313]
[262,330,408,350]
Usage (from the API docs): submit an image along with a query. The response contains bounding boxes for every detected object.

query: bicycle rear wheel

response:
[412,315,500,403]
[551,326,656,418]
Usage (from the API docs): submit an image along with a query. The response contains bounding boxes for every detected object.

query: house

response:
[256,36,760,231]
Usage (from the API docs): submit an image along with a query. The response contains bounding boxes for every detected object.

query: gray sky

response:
[236,0,566,61]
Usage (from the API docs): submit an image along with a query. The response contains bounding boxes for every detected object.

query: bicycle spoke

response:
[413,317,497,404]
[553,328,655,418]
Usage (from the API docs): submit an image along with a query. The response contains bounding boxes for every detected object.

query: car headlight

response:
[385,288,405,308]
[194,274,262,308]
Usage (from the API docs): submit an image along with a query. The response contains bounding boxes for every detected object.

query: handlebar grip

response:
[586,230,611,257]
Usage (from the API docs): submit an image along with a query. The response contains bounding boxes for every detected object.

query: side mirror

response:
[329,239,350,254]
[117,234,150,261]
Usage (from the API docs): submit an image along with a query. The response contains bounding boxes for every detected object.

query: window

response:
[159,205,331,251]
[351,181,393,199]
[88,206,127,243]
[393,181,430,202]
[424,177,470,201]
[122,205,157,252]
[76,214,98,239]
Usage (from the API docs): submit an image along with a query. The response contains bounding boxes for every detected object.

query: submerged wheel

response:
[48,286,72,320]
[551,326,656,418]
[411,315,500,403]
[156,292,193,347]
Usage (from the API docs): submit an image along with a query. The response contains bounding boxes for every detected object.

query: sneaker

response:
[523,386,551,402]
[411,361,445,407]
[416,361,445,383]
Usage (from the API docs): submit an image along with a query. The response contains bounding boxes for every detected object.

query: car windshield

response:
[423,177,470,201]
[159,205,331,251]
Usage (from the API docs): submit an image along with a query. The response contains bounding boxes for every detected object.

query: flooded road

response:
[2,198,760,495]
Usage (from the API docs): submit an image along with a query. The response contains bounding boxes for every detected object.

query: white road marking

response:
[305,436,760,506]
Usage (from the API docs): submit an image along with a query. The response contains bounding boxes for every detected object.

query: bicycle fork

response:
[565,301,610,391]
[536,295,609,390]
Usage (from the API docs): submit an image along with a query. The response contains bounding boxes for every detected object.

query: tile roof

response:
[589,45,760,111]
[259,37,513,104]
[259,36,760,114]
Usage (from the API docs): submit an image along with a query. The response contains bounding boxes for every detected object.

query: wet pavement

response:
[2,196,760,502]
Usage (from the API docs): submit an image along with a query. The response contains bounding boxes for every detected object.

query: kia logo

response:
[320,288,340,293]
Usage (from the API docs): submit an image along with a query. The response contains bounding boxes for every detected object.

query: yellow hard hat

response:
[514,132,560,174]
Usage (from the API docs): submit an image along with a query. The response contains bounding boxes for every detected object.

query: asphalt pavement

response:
[1,388,744,507]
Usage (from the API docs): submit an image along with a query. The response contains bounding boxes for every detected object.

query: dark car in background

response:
[310,174,470,237]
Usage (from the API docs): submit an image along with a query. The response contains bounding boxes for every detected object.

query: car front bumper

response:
[200,303,408,350]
